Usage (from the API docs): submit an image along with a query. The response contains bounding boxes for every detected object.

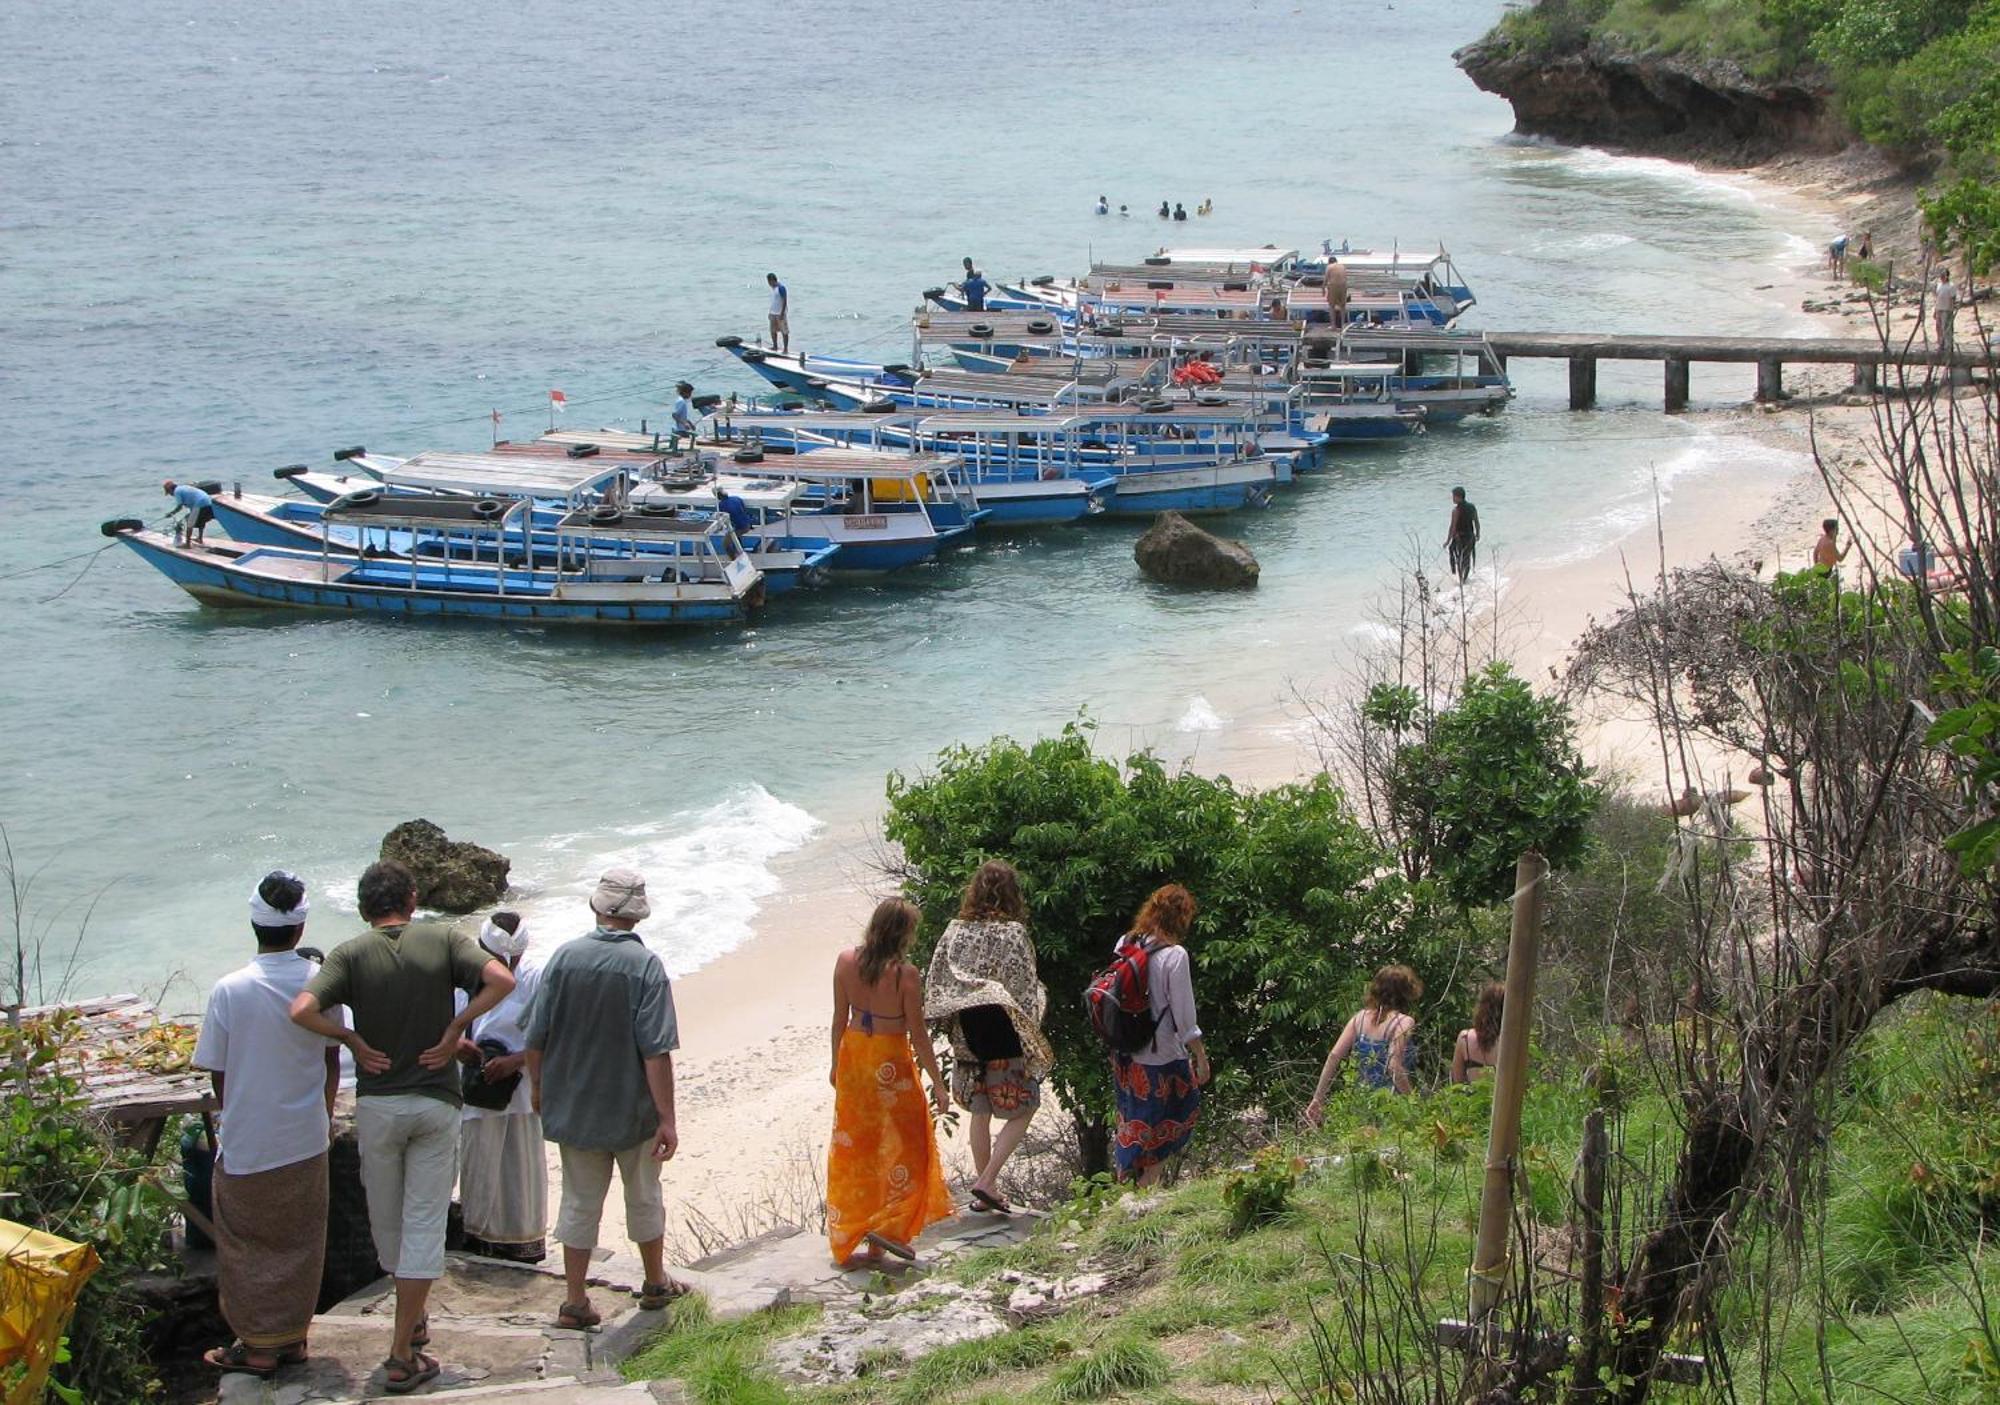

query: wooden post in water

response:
[1663,357,1690,413]
[1567,357,1597,411]
[1467,850,1549,1331]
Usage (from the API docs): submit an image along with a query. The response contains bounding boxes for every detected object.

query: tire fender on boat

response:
[474,498,505,519]
[1026,319,1055,334]
[922,286,947,301]
[273,464,309,481]
[589,506,624,526]
[733,448,766,464]
[99,518,145,538]
[1141,399,1173,413]
[333,446,366,461]
[693,394,723,411]
[968,322,994,337]
[342,489,384,506]
[715,335,744,349]
[861,399,897,414]
[1031,275,1056,287]
[741,349,769,364]
[565,443,600,458]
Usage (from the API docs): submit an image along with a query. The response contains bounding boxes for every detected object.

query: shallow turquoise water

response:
[0,0,1828,1003]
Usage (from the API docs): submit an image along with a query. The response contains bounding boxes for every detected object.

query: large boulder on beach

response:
[1134,512,1259,589]
[379,819,510,913]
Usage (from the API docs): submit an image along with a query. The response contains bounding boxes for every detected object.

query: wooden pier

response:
[1487,332,1984,410]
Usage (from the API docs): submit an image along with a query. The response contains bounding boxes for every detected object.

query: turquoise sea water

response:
[1,0,1829,1005]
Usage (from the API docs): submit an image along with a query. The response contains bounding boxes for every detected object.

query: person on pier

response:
[924,860,1053,1215]
[291,861,516,1395]
[1445,486,1480,584]
[826,897,954,1269]
[196,871,343,1381]
[454,912,546,1263]
[526,869,689,1327]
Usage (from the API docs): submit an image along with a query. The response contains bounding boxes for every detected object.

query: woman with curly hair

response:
[826,898,954,1268]
[1109,884,1209,1186]
[924,860,1053,1214]
[1451,981,1505,1084]
[1304,963,1422,1124]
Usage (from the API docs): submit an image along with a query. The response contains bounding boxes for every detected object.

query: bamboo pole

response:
[1468,849,1549,1330]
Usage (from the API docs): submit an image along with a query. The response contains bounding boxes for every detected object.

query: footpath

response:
[214,1210,1036,1404]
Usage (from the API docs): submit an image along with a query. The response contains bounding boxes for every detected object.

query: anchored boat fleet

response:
[108,243,1511,628]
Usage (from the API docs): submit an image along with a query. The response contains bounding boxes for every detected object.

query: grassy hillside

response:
[629,995,2000,1403]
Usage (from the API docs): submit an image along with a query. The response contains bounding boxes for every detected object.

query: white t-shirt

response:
[769,283,787,317]
[456,958,541,1121]
[192,951,342,1176]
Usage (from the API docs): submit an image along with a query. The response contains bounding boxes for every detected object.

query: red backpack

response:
[1085,934,1161,1054]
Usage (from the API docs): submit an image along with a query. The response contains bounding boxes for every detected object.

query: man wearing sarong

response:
[291,861,515,1395]
[196,871,343,1380]
[454,912,547,1261]
[525,869,687,1330]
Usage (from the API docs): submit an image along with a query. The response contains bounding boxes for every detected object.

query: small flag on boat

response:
[549,389,566,413]
[490,408,502,427]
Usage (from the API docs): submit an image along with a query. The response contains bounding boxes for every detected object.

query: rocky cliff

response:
[1455,34,1845,163]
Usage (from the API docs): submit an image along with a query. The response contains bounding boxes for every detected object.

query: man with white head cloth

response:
[195,872,345,1381]
[454,911,548,1261]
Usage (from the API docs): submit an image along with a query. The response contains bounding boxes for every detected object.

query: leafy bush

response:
[884,722,1454,1167]
[1221,1146,1307,1234]
[0,1011,178,1403]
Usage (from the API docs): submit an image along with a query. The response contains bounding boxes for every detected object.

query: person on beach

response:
[923,860,1054,1215]
[291,860,515,1396]
[1450,981,1505,1085]
[827,897,954,1268]
[1827,234,1848,273]
[1814,517,1851,572]
[766,272,789,352]
[1303,964,1423,1123]
[1323,257,1349,329]
[454,912,546,1263]
[1856,230,1873,264]
[1109,884,1209,1187]
[1445,486,1480,583]
[195,871,343,1381]
[1934,271,1960,351]
[525,868,687,1328]
[163,479,215,545]
[959,257,989,313]
[670,381,697,444]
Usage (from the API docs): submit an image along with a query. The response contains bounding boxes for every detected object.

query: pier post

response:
[1853,360,1878,392]
[1756,357,1785,402]
[1568,356,1597,411]
[1664,357,1690,413]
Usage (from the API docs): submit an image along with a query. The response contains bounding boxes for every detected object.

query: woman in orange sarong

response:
[826,898,955,1268]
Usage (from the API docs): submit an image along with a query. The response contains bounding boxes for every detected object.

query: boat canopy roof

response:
[1153,246,1298,269]
[636,477,809,511]
[375,450,628,500]
[1315,249,1452,275]
[540,428,676,453]
[739,449,961,482]
[324,491,528,530]
[1334,327,1494,351]
[1294,361,1403,377]
[720,411,921,432]
[551,506,730,542]
[914,412,1101,434]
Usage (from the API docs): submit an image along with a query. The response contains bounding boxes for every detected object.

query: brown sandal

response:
[381,1351,440,1394]
[203,1341,280,1378]
[637,1279,691,1310]
[863,1231,917,1262]
[555,1302,602,1330]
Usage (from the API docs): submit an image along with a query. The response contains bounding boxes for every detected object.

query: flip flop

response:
[637,1279,692,1310]
[556,1302,602,1330]
[864,1231,917,1262]
[381,1351,440,1395]
[203,1342,279,1378]
[970,1187,1013,1216]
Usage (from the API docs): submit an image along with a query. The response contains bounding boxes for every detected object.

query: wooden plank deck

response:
[16,992,215,1125]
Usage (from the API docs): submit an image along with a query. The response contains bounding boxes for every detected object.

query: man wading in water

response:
[1445,486,1480,584]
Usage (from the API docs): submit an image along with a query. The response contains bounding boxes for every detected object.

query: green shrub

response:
[1045,1336,1171,1401]
[1222,1147,1307,1235]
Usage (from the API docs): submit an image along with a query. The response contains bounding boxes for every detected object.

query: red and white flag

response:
[490,408,502,427]
[549,389,567,413]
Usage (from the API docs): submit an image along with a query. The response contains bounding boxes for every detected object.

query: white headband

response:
[480,916,529,960]
[249,873,310,928]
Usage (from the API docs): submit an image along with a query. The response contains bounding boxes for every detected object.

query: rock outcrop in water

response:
[380,819,510,913]
[1134,512,1259,590]
[1454,35,1842,163]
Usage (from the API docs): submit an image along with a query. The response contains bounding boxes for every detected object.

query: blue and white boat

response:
[104,491,764,627]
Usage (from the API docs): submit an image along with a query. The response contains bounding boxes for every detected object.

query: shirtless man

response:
[1813,517,1850,572]
[1445,486,1480,583]
[1323,257,1349,329]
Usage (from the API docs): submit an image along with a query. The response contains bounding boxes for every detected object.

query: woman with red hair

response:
[1108,884,1209,1186]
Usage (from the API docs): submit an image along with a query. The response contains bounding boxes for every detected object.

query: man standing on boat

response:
[1322,258,1349,330]
[671,382,697,446]
[1445,486,1479,584]
[766,273,789,353]
[164,479,216,545]
[959,257,989,313]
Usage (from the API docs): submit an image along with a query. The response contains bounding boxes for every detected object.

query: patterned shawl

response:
[922,918,1054,1080]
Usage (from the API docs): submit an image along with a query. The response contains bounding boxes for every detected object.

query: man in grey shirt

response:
[525,868,684,1327]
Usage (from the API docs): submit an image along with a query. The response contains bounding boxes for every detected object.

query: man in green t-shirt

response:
[290,860,514,1394]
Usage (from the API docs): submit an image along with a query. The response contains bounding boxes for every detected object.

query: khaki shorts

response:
[953,1057,1041,1122]
[554,1139,664,1251]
